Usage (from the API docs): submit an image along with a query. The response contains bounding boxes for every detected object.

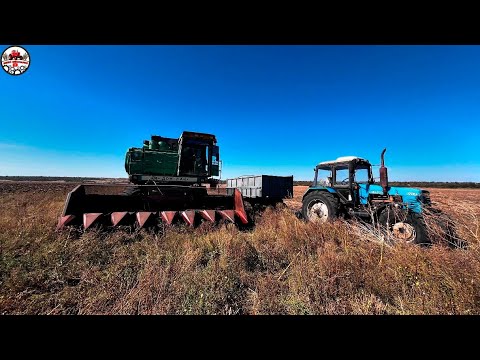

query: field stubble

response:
[0,182,479,314]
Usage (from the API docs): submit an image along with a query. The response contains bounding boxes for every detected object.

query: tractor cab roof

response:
[316,156,371,170]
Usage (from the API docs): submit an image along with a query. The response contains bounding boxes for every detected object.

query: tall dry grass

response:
[1,184,479,314]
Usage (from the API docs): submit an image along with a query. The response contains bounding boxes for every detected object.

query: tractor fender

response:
[302,186,338,201]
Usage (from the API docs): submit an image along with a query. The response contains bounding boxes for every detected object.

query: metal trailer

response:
[226,175,293,205]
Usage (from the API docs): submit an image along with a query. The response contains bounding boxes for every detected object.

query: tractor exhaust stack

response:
[379,148,388,195]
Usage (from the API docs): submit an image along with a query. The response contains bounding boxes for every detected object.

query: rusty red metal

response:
[235,210,249,224]
[380,148,388,195]
[160,211,177,224]
[57,214,76,230]
[199,210,216,222]
[83,213,103,229]
[58,184,251,230]
[218,210,235,223]
[181,210,196,226]
[111,212,129,226]
[233,189,249,224]
[136,212,156,227]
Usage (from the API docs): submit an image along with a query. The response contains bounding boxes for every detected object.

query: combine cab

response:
[57,131,249,230]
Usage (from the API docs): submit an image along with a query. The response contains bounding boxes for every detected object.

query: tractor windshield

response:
[354,165,373,184]
[355,168,369,183]
[334,168,349,185]
[316,169,332,186]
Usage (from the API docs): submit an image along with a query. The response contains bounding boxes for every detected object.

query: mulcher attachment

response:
[57,184,249,230]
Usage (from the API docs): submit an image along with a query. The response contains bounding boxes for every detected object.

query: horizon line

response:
[0,175,479,184]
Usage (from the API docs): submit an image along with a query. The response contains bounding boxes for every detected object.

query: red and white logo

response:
[2,46,30,76]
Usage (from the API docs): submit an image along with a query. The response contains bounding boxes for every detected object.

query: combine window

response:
[205,146,209,172]
[212,146,219,166]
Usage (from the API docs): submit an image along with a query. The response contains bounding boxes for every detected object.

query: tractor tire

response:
[378,208,430,246]
[302,191,339,223]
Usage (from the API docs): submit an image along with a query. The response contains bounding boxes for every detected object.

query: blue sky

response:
[1,45,479,181]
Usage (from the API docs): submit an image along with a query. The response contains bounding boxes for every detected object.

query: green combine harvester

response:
[57,131,249,230]
[125,131,221,187]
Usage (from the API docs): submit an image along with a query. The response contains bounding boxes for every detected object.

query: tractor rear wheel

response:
[378,207,430,246]
[302,191,339,223]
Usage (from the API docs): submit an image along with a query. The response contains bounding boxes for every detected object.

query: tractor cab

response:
[301,149,439,246]
[313,156,373,206]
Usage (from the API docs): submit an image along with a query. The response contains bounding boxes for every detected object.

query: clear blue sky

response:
[1,45,479,181]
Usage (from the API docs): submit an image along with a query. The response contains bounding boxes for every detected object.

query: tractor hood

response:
[358,183,430,213]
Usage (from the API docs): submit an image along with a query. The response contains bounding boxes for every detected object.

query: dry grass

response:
[1,183,480,314]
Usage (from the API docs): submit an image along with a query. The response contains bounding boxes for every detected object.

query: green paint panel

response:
[126,149,178,176]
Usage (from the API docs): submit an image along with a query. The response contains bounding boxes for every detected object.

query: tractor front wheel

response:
[378,207,430,246]
[302,191,339,223]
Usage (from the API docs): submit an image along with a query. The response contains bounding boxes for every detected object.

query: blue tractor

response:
[301,149,435,245]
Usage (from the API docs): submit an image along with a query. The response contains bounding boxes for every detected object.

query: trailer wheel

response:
[379,208,430,246]
[302,191,339,223]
